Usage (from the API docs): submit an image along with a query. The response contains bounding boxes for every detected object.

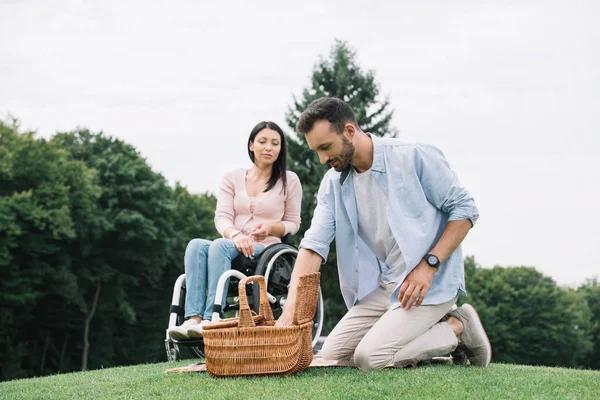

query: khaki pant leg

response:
[353,296,458,370]
[321,285,389,363]
[391,321,457,363]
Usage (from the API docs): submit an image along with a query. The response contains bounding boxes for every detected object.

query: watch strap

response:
[424,253,441,269]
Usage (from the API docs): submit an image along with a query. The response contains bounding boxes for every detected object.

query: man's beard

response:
[331,136,355,172]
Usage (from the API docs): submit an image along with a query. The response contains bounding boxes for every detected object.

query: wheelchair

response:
[165,236,324,361]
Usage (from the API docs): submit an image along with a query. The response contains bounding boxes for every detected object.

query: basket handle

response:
[292,272,321,325]
[237,275,274,328]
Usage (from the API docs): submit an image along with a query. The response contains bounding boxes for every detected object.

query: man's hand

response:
[232,233,255,258]
[275,303,294,327]
[250,223,270,242]
[398,261,437,310]
[274,248,323,327]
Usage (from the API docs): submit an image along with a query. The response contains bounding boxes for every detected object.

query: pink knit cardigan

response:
[214,168,302,246]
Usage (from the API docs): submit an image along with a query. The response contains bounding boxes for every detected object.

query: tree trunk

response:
[59,333,69,372]
[81,281,101,371]
[40,334,50,374]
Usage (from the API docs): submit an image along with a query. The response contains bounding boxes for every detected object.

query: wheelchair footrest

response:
[169,305,185,316]
[170,337,205,346]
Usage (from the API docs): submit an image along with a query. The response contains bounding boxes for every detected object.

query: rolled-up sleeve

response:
[281,172,302,235]
[415,144,479,226]
[214,171,236,236]
[299,175,336,263]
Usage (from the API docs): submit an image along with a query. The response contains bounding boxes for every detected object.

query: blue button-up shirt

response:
[299,136,479,310]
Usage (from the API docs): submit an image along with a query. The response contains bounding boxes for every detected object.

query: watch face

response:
[427,255,438,265]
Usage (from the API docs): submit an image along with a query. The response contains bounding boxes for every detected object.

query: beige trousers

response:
[321,283,458,370]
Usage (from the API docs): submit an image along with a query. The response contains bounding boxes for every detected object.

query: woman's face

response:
[249,128,281,166]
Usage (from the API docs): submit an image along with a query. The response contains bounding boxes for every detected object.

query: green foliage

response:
[170,183,219,244]
[578,277,600,369]
[462,258,594,368]
[61,130,180,369]
[285,40,398,333]
[0,120,102,379]
[1,122,218,380]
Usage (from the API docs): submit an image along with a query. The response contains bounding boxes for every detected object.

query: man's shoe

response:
[448,304,492,367]
[187,320,210,339]
[450,343,470,365]
[168,319,200,340]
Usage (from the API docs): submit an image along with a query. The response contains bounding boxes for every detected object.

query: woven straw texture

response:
[202,272,320,377]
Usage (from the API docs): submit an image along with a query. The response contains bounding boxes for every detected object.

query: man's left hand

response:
[398,261,436,310]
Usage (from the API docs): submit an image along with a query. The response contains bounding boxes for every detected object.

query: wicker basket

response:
[202,272,320,377]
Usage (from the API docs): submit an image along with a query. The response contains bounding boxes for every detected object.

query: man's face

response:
[305,120,355,172]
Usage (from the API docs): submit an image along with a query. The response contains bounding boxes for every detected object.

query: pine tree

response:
[285,40,398,333]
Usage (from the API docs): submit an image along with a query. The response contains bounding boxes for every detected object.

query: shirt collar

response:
[340,134,385,185]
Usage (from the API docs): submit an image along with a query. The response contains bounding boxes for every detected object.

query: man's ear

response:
[344,123,357,139]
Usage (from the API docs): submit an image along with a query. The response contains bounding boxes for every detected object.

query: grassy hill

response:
[1,360,599,399]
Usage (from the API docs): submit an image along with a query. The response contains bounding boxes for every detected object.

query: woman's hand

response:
[249,223,271,242]
[232,233,255,258]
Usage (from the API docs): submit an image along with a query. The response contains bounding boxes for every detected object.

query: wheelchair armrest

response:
[281,234,292,244]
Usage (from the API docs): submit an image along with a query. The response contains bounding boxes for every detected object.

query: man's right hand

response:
[274,248,323,327]
[275,304,294,327]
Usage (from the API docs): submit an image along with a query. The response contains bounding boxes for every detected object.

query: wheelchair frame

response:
[165,242,324,361]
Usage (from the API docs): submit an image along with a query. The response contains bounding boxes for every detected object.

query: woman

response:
[168,121,302,339]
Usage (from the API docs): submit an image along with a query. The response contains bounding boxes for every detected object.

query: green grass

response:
[1,360,599,400]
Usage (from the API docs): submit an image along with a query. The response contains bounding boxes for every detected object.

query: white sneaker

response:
[187,320,211,339]
[168,319,199,340]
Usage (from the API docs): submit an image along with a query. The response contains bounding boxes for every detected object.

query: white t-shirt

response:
[352,167,406,284]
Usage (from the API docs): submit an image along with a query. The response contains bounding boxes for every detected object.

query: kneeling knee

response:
[321,338,354,362]
[320,341,338,361]
[354,345,387,371]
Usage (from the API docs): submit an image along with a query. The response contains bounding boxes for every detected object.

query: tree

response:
[52,130,181,370]
[1,119,254,380]
[170,183,219,246]
[461,259,594,368]
[51,130,220,371]
[0,120,101,380]
[578,277,600,369]
[285,40,398,333]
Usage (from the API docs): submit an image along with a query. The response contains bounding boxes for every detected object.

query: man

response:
[276,97,491,370]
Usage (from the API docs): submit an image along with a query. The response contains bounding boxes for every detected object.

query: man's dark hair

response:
[296,97,358,135]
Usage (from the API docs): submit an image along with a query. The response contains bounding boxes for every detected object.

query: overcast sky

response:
[1,0,598,286]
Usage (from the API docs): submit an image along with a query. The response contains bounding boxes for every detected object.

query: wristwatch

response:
[424,254,441,269]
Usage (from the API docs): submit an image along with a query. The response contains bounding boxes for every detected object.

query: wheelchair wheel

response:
[188,342,205,359]
[253,244,324,347]
[176,282,206,359]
